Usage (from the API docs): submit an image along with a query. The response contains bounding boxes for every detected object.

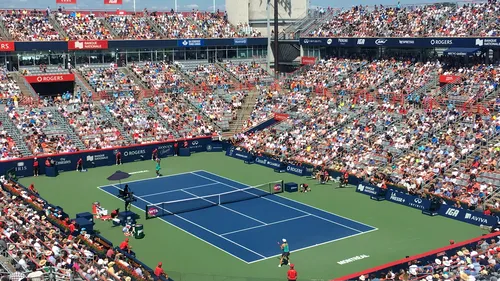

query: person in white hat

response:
[279,238,290,267]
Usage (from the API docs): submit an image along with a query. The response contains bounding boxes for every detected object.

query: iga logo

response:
[445,208,460,217]
[147,207,159,217]
[375,39,387,45]
[357,39,365,45]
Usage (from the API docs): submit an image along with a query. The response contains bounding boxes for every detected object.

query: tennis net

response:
[145,180,283,219]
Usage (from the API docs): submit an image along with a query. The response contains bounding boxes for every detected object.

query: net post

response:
[145,205,149,220]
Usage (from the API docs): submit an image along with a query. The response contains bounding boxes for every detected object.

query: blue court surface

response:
[99,170,377,263]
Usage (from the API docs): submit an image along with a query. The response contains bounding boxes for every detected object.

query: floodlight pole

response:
[267,0,271,72]
[274,0,279,78]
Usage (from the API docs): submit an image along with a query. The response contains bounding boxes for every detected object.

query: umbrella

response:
[107,171,131,189]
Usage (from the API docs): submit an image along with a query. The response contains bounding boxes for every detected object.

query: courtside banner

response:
[254,155,285,170]
[68,40,108,50]
[286,164,307,176]
[0,42,15,52]
[438,206,498,226]
[355,182,380,196]
[25,74,75,84]
[56,0,77,4]
[0,137,215,177]
[385,189,431,210]
[225,146,254,162]
[104,0,123,4]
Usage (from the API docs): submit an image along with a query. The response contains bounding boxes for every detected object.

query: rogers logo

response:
[430,39,453,45]
[36,75,65,82]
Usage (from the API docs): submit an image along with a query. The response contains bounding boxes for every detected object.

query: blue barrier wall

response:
[300,37,499,48]
[1,137,217,178]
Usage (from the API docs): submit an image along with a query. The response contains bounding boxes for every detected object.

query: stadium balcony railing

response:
[333,231,500,281]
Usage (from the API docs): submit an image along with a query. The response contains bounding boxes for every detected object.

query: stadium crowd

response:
[306,1,500,37]
[0,179,167,281]
[356,235,500,281]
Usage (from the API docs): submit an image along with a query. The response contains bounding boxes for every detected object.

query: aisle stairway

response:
[46,107,86,150]
[96,103,134,145]
[0,111,32,156]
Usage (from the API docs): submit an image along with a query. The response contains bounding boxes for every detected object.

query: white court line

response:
[196,170,378,230]
[180,189,268,225]
[102,184,267,261]
[248,228,379,264]
[97,170,205,189]
[220,215,311,236]
[190,172,364,233]
[140,182,220,198]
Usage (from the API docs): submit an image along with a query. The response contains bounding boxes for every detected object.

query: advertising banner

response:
[254,155,285,170]
[56,0,77,4]
[177,39,204,47]
[438,206,498,226]
[439,75,461,84]
[0,42,15,52]
[0,137,215,178]
[24,74,75,84]
[274,113,289,121]
[68,40,109,50]
[233,38,248,45]
[299,37,500,48]
[225,146,255,162]
[385,189,431,210]
[285,164,313,177]
[355,182,380,196]
[104,0,123,4]
[301,56,316,65]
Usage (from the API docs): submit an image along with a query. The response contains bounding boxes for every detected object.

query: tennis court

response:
[99,170,377,263]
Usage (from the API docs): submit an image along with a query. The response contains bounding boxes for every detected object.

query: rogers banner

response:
[56,0,77,3]
[301,56,316,65]
[104,0,123,4]
[68,40,108,50]
[0,42,15,52]
[439,75,462,84]
[25,74,75,84]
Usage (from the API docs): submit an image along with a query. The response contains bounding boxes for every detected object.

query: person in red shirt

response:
[33,157,39,177]
[183,140,188,148]
[45,159,51,167]
[119,238,131,253]
[173,142,179,156]
[152,148,158,160]
[28,184,38,195]
[76,158,83,172]
[287,264,297,281]
[69,221,77,234]
[154,262,168,278]
[116,151,122,165]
